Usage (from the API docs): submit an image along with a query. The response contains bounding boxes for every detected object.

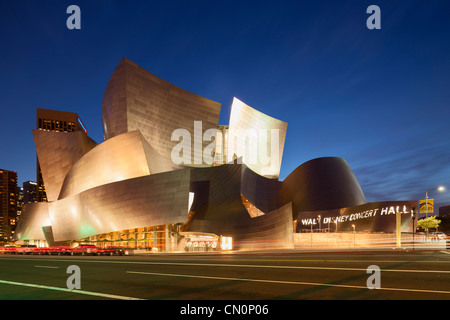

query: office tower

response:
[0,169,18,242]
[36,108,87,202]
[439,205,450,218]
[23,180,37,204]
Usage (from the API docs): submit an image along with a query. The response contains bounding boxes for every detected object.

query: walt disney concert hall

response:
[15,58,417,251]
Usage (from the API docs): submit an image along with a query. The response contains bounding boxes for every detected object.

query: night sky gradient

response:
[1,0,449,215]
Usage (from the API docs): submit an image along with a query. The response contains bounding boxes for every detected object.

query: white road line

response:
[0,279,144,300]
[35,265,59,269]
[1,257,449,274]
[121,262,450,274]
[126,271,450,295]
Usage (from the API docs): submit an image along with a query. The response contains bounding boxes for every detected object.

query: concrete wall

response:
[294,232,447,249]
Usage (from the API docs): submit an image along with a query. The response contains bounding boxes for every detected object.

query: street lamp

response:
[411,207,415,250]
[425,186,445,217]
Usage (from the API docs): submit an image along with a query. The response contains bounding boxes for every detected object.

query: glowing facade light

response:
[221,236,233,250]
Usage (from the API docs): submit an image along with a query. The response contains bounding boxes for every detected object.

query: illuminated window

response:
[241,194,265,218]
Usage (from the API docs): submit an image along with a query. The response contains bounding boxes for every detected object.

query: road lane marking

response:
[120,262,450,274]
[0,279,144,300]
[223,258,450,263]
[1,257,449,274]
[126,271,450,295]
[35,265,59,269]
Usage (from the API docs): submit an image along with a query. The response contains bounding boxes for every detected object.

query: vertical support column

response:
[153,226,157,251]
[396,210,402,248]
[165,224,170,252]
[175,224,181,251]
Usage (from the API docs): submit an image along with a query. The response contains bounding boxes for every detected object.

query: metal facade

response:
[102,57,222,167]
[227,97,288,179]
[33,130,98,202]
[50,169,191,241]
[58,130,176,199]
[15,58,378,249]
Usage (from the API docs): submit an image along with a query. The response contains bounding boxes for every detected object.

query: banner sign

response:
[419,199,434,214]
[297,200,418,233]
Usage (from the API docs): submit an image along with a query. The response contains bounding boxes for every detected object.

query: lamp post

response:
[425,186,445,217]
[411,208,415,250]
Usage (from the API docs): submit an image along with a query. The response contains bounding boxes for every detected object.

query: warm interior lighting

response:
[241,194,265,218]
[221,236,232,250]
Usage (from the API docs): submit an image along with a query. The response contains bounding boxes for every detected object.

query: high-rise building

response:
[439,205,450,218]
[23,180,37,204]
[16,186,23,225]
[0,169,18,242]
[36,108,87,202]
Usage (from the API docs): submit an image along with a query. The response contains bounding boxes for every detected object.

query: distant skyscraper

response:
[36,108,87,202]
[439,205,450,218]
[0,169,18,242]
[23,180,37,204]
[16,185,23,223]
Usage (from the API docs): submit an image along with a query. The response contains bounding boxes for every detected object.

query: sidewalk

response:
[132,245,449,256]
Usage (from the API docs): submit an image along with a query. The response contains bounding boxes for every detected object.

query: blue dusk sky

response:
[0,0,449,214]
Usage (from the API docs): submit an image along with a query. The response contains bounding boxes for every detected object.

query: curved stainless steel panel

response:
[15,202,50,241]
[102,57,222,167]
[227,97,287,179]
[50,169,190,242]
[186,164,294,248]
[58,130,177,199]
[281,157,366,215]
[241,165,282,213]
[33,130,98,202]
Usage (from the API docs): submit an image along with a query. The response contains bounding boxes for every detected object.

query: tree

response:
[417,216,441,237]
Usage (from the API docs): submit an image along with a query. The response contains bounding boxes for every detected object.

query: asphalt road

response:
[0,250,449,302]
